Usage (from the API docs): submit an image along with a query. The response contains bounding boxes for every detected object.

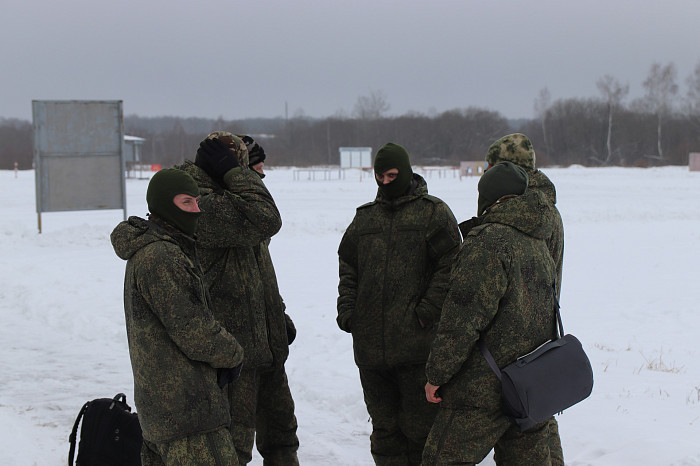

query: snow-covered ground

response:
[1,165,699,465]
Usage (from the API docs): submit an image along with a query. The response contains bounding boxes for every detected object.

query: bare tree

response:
[642,62,678,159]
[685,60,700,129]
[533,87,551,156]
[596,75,629,164]
[545,97,607,166]
[353,89,390,120]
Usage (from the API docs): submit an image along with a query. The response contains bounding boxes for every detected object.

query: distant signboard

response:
[32,100,126,230]
[339,147,372,169]
[459,161,486,178]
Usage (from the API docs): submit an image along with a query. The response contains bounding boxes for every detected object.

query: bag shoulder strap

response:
[479,283,564,378]
[553,283,564,338]
[478,339,502,380]
[68,401,89,466]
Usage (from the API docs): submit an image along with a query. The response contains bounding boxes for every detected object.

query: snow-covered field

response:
[1,165,699,465]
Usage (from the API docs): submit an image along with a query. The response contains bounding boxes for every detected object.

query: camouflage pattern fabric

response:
[485,135,566,464]
[255,365,300,465]
[337,173,460,463]
[176,159,282,368]
[205,130,250,168]
[254,239,292,367]
[337,173,461,368]
[485,133,536,171]
[225,356,300,465]
[528,170,564,299]
[359,364,438,465]
[422,406,556,465]
[425,187,557,405]
[225,367,258,464]
[111,216,243,444]
[484,133,564,298]
[423,188,562,462]
[142,427,239,465]
[516,169,566,466]
[176,159,285,463]
[253,239,300,464]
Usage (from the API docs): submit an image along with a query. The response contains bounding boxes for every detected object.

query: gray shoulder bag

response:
[478,286,594,431]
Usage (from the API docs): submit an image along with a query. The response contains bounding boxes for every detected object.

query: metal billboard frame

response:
[32,100,126,232]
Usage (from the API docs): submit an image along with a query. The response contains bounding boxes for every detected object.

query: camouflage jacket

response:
[425,188,557,409]
[176,160,282,369]
[529,169,564,298]
[254,238,295,368]
[111,216,243,443]
[337,174,461,368]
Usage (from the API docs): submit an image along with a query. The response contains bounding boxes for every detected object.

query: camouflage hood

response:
[175,159,220,193]
[528,169,557,205]
[480,188,555,241]
[111,216,183,261]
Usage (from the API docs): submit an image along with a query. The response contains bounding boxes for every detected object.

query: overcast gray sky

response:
[2,0,699,121]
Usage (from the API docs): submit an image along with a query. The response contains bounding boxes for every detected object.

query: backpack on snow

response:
[68,393,143,465]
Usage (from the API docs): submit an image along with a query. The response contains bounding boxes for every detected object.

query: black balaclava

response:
[477,161,528,216]
[146,168,201,235]
[374,142,413,200]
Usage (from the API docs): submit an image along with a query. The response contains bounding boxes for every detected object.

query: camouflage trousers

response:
[358,364,438,465]
[521,418,563,466]
[226,367,258,464]
[226,365,299,465]
[256,364,300,465]
[422,405,562,465]
[141,427,239,466]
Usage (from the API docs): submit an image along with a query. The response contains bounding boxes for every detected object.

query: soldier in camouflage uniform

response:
[240,134,300,465]
[337,142,461,465]
[485,133,565,464]
[422,161,562,465]
[111,168,244,465]
[174,132,283,465]
[485,133,564,297]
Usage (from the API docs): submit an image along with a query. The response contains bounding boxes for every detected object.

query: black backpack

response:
[68,393,143,465]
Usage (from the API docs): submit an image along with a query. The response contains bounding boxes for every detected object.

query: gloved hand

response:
[217,362,243,388]
[195,138,239,181]
[285,314,297,345]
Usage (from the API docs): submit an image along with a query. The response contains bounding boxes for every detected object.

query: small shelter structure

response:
[124,135,147,178]
[689,153,700,171]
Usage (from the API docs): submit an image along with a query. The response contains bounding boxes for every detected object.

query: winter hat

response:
[146,168,201,235]
[374,142,413,199]
[195,131,249,169]
[237,134,267,167]
[485,133,536,171]
[477,161,528,216]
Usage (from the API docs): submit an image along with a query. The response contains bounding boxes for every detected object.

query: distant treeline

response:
[3,61,700,170]
[2,106,699,171]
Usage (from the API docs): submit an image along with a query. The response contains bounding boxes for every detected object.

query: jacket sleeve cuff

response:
[222,166,245,186]
[336,311,352,333]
